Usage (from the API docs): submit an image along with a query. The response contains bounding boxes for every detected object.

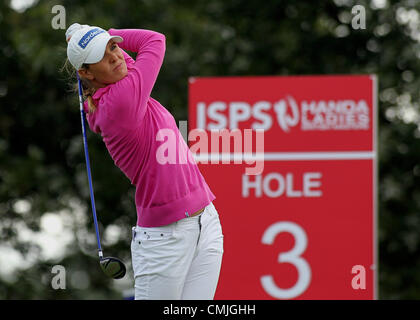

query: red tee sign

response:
[188,75,377,299]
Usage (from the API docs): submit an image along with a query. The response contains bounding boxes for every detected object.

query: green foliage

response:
[1,0,420,299]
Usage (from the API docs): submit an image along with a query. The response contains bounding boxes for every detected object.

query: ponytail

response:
[87,96,97,113]
[79,74,97,113]
[60,59,97,114]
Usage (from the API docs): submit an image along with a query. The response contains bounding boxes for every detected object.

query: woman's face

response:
[78,40,127,87]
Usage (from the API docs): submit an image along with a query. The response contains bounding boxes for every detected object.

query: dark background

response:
[1,0,419,299]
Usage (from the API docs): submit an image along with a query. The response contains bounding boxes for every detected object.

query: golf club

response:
[76,73,126,280]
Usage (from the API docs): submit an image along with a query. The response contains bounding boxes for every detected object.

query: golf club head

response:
[100,257,126,279]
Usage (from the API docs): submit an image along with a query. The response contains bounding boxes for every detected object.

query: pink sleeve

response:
[105,29,166,125]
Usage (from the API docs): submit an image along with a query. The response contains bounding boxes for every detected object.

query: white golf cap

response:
[66,25,123,70]
[66,23,90,42]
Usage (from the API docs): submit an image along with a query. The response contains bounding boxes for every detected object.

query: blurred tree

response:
[1,0,420,299]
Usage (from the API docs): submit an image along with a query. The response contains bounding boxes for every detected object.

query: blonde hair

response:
[61,59,97,113]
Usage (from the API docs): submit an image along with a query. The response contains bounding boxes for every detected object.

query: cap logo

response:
[78,28,105,49]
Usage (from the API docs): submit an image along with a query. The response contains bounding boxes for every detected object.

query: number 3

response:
[260,221,311,299]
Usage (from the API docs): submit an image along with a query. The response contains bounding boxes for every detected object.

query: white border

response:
[194,151,375,162]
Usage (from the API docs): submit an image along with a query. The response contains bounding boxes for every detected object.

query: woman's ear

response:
[78,68,94,81]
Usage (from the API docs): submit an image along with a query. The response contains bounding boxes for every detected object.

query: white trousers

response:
[131,202,224,300]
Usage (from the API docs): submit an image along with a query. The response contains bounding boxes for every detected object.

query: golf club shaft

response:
[76,73,103,259]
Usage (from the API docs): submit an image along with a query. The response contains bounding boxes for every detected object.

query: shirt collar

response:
[92,86,109,100]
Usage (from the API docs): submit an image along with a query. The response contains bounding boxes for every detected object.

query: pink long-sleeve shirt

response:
[83,28,215,227]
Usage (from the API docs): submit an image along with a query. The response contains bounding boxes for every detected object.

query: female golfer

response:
[65,23,223,299]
